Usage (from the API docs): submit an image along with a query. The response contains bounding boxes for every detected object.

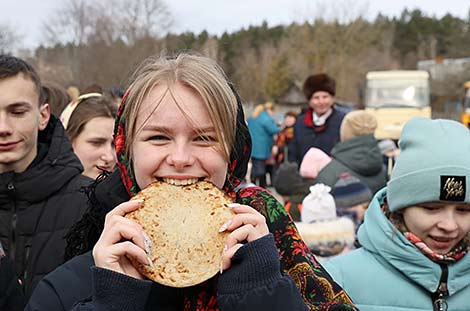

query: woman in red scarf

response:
[27,54,356,311]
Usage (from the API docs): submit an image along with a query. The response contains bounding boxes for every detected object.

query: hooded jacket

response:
[27,88,357,311]
[324,188,470,311]
[0,116,91,297]
[313,134,387,194]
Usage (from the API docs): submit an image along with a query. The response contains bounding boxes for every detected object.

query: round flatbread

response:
[125,180,234,287]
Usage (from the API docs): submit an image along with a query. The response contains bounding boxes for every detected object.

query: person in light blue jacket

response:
[247,102,280,187]
[324,117,470,311]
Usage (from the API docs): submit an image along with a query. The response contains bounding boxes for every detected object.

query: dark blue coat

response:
[288,107,345,164]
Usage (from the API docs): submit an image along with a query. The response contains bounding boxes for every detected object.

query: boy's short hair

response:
[0,54,44,104]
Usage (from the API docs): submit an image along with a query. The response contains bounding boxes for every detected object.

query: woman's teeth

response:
[163,178,198,185]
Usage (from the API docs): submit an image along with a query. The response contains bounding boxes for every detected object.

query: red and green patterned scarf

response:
[114,87,356,311]
[404,232,469,263]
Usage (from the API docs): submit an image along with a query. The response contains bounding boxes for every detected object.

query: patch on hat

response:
[440,176,466,201]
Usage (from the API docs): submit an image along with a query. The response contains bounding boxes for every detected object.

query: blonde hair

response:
[251,101,274,119]
[67,86,80,102]
[122,53,238,163]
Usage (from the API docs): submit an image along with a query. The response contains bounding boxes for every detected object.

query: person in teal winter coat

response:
[247,102,279,187]
[324,117,470,311]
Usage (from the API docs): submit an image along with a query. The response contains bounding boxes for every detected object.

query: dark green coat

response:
[313,134,387,194]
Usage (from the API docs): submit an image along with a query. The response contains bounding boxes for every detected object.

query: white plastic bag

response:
[301,184,336,223]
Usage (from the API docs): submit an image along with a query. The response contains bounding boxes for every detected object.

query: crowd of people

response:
[248,71,470,310]
[0,51,469,311]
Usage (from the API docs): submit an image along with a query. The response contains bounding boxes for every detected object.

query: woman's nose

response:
[166,143,194,170]
[437,212,459,232]
[101,144,116,163]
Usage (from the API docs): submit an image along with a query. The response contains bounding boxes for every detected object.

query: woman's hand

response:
[92,200,151,279]
[219,203,269,272]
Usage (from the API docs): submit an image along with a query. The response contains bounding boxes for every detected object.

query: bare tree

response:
[231,48,265,105]
[0,23,20,54]
[42,0,172,46]
[108,0,173,44]
[43,0,96,46]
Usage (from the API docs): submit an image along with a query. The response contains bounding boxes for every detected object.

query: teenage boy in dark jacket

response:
[0,55,92,298]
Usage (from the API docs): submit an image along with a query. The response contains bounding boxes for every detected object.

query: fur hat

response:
[331,173,373,209]
[387,117,470,212]
[299,147,332,179]
[303,73,336,100]
[340,110,378,142]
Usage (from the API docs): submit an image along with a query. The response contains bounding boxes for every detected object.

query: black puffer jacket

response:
[0,116,92,297]
[0,242,25,311]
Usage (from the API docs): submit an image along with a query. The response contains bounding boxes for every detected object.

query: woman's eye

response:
[457,208,470,213]
[196,135,217,142]
[420,205,439,211]
[148,135,169,141]
[89,141,102,147]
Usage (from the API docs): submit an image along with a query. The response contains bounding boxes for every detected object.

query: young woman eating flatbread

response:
[26,53,357,311]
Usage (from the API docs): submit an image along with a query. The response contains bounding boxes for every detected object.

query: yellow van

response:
[365,70,431,140]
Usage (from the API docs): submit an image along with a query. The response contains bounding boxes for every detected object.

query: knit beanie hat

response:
[303,73,336,100]
[299,147,332,179]
[273,162,305,196]
[331,173,373,209]
[340,110,378,142]
[387,117,470,212]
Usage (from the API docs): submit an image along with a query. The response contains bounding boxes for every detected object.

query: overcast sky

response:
[2,0,470,49]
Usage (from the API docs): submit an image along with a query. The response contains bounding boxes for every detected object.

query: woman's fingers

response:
[219,213,267,234]
[92,199,152,276]
[219,203,270,272]
[220,243,243,271]
[220,224,268,272]
[228,203,259,214]
[225,224,264,246]
[100,216,147,251]
[219,204,268,236]
[93,241,149,280]
[106,200,143,219]
[106,241,150,267]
